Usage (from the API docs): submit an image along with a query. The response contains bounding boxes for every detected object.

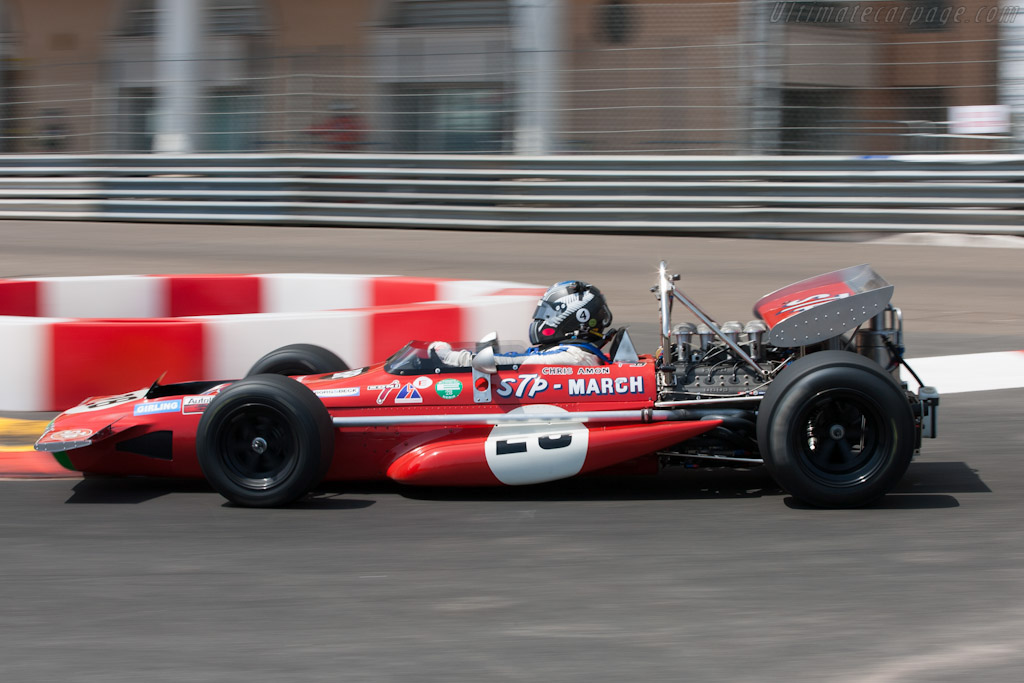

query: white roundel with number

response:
[47,428,93,441]
[484,405,589,485]
[64,388,148,415]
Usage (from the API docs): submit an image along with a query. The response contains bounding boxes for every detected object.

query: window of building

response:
[117,0,159,37]
[904,0,950,31]
[208,0,268,34]
[901,87,947,151]
[388,0,510,28]
[0,65,23,153]
[393,85,508,152]
[116,0,267,37]
[115,87,156,151]
[205,88,261,151]
[595,0,634,44]
[904,87,946,123]
[0,0,20,152]
[111,0,269,151]
[779,88,850,153]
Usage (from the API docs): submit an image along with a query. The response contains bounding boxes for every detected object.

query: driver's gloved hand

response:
[428,341,473,367]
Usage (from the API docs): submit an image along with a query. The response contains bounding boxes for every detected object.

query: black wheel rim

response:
[791,388,892,488]
[215,403,299,490]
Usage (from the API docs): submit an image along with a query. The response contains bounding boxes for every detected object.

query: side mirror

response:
[472,345,498,375]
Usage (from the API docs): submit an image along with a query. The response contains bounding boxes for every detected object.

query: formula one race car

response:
[36,262,939,508]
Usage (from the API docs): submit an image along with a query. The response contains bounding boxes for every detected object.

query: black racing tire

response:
[197,374,334,507]
[756,351,914,508]
[246,343,348,378]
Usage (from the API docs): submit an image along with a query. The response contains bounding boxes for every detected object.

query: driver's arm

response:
[428,341,474,367]
[430,342,603,368]
[511,345,602,366]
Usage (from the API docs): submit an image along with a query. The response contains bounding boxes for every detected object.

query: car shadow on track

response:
[783,494,961,510]
[892,461,991,495]
[63,476,376,509]
[373,467,785,503]
[61,461,983,508]
[780,461,987,510]
[341,461,980,509]
[63,477,212,505]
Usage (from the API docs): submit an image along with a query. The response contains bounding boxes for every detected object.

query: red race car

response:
[35,262,939,508]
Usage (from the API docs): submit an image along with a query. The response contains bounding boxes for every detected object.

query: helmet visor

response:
[532,298,564,323]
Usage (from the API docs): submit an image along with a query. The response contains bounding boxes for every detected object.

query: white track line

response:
[867,233,1024,249]
[904,350,1024,394]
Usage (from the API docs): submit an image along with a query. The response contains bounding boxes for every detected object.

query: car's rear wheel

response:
[197,374,334,507]
[246,343,348,378]
[756,351,914,508]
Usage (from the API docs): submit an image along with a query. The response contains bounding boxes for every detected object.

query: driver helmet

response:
[528,280,613,346]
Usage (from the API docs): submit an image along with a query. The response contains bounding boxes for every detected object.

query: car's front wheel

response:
[756,351,915,508]
[197,374,334,507]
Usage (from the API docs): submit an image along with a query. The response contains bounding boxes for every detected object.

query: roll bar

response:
[656,261,765,379]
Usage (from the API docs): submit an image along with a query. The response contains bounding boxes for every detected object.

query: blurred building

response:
[0,0,1014,154]
[1002,1,1024,147]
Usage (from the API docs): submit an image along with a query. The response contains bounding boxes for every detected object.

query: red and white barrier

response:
[0,274,544,411]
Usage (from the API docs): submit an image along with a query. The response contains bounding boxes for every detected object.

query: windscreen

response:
[384,340,529,374]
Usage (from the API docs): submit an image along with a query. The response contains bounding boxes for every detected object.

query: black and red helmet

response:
[528,280,613,346]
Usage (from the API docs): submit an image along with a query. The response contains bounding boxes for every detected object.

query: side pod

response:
[387,420,722,486]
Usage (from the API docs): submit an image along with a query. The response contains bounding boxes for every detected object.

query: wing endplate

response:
[753,264,893,348]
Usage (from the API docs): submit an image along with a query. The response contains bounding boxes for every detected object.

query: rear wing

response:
[753,264,893,348]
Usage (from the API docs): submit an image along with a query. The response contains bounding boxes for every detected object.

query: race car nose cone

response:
[251,437,268,454]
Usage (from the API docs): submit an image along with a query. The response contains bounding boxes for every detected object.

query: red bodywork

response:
[753,263,891,329]
[35,354,722,487]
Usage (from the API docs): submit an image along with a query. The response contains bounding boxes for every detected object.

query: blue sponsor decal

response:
[133,400,182,416]
[395,384,423,404]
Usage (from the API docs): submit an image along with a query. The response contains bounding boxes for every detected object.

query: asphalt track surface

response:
[2,221,1024,682]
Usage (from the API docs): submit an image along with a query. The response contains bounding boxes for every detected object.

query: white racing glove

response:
[429,341,474,367]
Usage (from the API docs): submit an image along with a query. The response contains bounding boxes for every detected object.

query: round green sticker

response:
[435,378,463,399]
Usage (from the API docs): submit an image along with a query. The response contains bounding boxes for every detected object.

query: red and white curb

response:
[0,274,544,412]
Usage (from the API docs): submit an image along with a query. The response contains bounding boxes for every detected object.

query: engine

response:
[655,307,908,465]
[647,261,937,477]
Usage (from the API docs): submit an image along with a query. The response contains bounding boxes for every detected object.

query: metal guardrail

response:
[0,154,1020,236]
